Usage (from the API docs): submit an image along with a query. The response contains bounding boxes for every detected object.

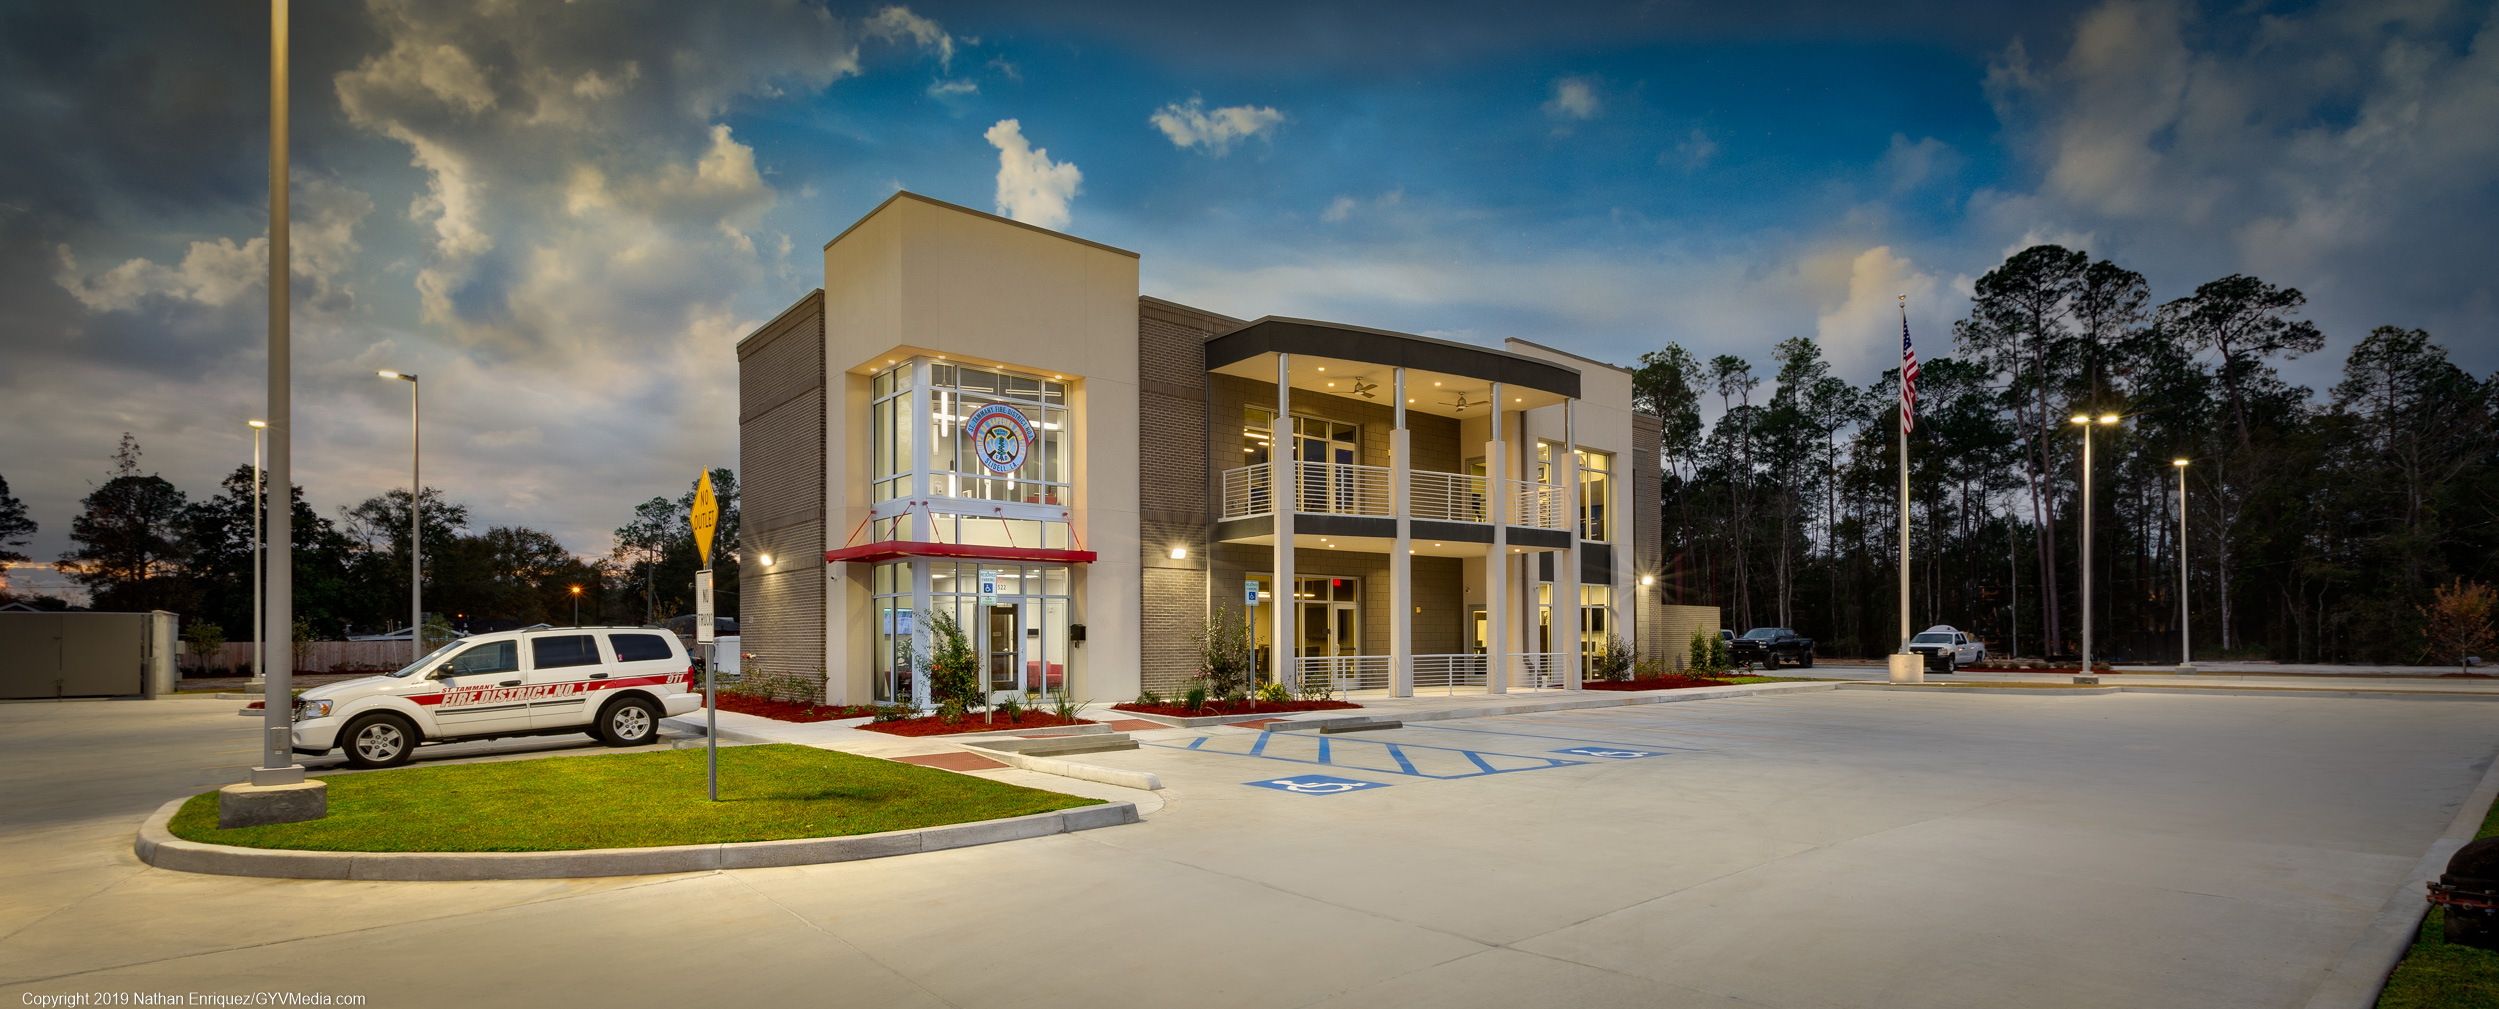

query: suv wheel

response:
[1798,651,1814,669]
[1763,652,1780,670]
[342,713,418,769]
[1940,657,1957,675]
[599,697,660,747]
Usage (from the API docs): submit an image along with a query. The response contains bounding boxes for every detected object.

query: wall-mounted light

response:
[759,554,775,567]
[1169,547,1188,560]
[1640,575,1656,586]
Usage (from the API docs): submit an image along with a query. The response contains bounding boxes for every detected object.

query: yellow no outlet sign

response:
[689,471,718,567]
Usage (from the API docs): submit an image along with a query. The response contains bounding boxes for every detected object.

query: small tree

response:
[921,608,982,720]
[1592,633,1634,681]
[2421,579,2497,675]
[182,620,226,676]
[1197,605,1256,700]
[1689,627,1721,675]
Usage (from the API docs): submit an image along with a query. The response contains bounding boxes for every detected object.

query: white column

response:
[1559,399,1582,690]
[1390,368,1413,698]
[1272,354,1296,691]
[1485,384,1507,694]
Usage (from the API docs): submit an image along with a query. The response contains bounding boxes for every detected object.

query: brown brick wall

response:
[736,291,827,693]
[1632,412,1666,661]
[1136,297,1233,694]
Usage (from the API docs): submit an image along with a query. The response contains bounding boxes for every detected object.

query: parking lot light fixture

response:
[2073,413,2123,681]
[2173,459,2193,674]
[247,420,267,686]
[571,585,583,627]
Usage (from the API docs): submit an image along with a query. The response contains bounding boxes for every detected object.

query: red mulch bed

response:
[860,709,1097,737]
[710,692,884,723]
[1111,699,1362,718]
[1581,675,1741,692]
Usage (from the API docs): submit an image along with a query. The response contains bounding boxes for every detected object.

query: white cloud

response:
[1149,96,1286,155]
[1662,129,1718,171]
[53,177,373,313]
[1814,246,1943,382]
[985,119,1081,230]
[928,78,978,98]
[1879,134,1961,194]
[1544,76,1601,121]
[1318,189,1402,224]
[865,6,956,71]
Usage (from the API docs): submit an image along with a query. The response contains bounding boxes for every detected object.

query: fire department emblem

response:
[963,403,1035,475]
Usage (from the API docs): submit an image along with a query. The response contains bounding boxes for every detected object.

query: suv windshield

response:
[1743,628,1779,639]
[388,639,467,678]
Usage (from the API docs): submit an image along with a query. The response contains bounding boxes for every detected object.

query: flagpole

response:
[1888,295,1920,684]
[1897,295,1911,654]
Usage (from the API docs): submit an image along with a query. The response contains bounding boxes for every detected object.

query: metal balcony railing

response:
[1221,463,1570,530]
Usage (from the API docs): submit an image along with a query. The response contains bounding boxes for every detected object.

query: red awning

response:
[825,541,1097,565]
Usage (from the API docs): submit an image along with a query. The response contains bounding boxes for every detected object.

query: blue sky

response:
[4,0,2494,594]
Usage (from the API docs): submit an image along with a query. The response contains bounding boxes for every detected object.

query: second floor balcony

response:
[1220,461,1567,529]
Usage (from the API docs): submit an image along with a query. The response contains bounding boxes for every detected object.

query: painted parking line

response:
[1397,723,1699,751]
[1245,774,1390,795]
[1151,731,1587,780]
[1550,747,1660,759]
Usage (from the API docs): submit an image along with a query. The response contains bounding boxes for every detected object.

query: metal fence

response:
[1291,652,1573,695]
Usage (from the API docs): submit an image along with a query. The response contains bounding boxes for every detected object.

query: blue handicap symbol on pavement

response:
[1552,747,1658,759]
[1245,774,1391,795]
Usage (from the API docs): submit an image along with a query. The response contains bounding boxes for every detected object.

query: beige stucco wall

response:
[819,192,1143,705]
[1506,339,1643,652]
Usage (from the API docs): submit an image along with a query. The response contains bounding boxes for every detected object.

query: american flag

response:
[1900,312,1919,433]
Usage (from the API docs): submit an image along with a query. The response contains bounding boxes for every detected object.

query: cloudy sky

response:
[5,0,2495,594]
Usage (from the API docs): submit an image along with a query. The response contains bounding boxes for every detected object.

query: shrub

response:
[921,609,982,719]
[1196,605,1257,701]
[1632,657,1666,680]
[1688,628,1718,675]
[1257,681,1290,704]
[182,620,226,676]
[1136,688,1164,707]
[1183,683,1208,712]
[1592,633,1634,681]
[1048,687,1084,722]
[995,695,1023,721]
[870,704,915,723]
[1710,633,1729,671]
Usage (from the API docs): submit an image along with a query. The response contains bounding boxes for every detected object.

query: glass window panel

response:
[1044,567,1069,596]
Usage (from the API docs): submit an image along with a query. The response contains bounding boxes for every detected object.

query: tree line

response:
[0,436,740,648]
[1634,244,2499,664]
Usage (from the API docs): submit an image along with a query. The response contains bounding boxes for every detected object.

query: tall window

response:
[872,561,914,703]
[871,366,914,503]
[1536,444,1613,542]
[1579,449,1613,542]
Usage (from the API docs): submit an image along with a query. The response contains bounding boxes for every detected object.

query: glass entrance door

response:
[1298,601,1358,657]
[986,603,1022,693]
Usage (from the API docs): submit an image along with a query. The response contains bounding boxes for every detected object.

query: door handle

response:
[499,679,520,687]
[589,672,609,679]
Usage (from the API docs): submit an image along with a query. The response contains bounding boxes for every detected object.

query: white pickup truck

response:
[1908,625,1986,673]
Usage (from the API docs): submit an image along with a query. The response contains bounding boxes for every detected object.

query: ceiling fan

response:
[1439,390,1478,413]
[1346,378,1379,399]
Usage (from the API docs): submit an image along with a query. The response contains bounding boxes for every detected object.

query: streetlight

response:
[571,585,583,627]
[379,370,420,663]
[2070,412,2121,682]
[248,420,267,687]
[2173,458,2193,674]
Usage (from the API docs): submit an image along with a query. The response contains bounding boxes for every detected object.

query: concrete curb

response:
[2301,752,2499,1009]
[1840,682,2499,702]
[1111,709,1322,728]
[961,747,1164,791]
[133,796,1140,881]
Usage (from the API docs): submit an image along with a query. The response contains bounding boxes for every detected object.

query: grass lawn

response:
[2377,782,2499,1007]
[170,744,1102,852]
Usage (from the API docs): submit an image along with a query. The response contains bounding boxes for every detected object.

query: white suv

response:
[290,627,703,768]
[1908,625,1987,673]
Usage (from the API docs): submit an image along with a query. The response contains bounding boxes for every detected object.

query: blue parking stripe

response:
[1403,723,1700,751]
[1145,734,1587,780]
[1464,750,1497,774]
[1187,736,1208,750]
[1386,744,1419,775]
[1250,732,1271,757]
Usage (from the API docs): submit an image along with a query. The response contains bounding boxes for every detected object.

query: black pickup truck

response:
[1728,627,1815,669]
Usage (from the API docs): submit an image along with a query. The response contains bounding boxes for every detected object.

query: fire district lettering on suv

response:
[428,673,686,708]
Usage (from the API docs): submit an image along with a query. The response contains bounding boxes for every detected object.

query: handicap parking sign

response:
[1552,747,1657,759]
[1245,774,1390,795]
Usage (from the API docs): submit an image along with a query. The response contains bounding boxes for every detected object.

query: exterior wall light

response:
[1169,547,1188,560]
[1640,575,1656,586]
[759,554,774,566]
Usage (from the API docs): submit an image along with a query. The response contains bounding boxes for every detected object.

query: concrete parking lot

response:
[2,688,2492,1008]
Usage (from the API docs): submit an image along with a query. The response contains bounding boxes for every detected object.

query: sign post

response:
[690,472,719,801]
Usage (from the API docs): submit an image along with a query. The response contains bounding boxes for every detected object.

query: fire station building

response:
[735,192,1695,706]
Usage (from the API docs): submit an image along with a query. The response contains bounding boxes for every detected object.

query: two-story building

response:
[735,192,1696,706]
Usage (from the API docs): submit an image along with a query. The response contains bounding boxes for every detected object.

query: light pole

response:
[248,420,267,686]
[2070,412,2120,682]
[571,585,583,627]
[379,370,420,663]
[2174,458,2193,674]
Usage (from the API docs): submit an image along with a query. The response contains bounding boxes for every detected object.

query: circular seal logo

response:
[963,403,1035,475]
